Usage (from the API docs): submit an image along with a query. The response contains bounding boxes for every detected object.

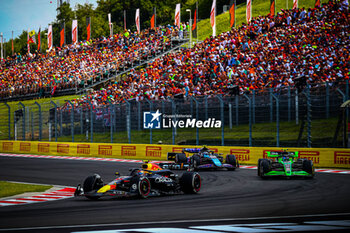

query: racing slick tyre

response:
[303,160,315,178]
[226,154,238,170]
[190,155,201,171]
[180,172,201,194]
[257,159,264,176]
[83,174,104,200]
[259,160,271,179]
[138,177,151,198]
[175,153,187,164]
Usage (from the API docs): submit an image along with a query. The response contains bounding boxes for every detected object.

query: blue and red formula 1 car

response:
[74,161,201,199]
[159,147,239,171]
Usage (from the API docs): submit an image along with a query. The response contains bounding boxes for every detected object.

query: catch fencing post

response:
[125,100,131,144]
[4,103,10,140]
[66,100,74,142]
[216,95,224,146]
[31,112,34,140]
[34,102,42,141]
[138,101,141,131]
[269,88,273,123]
[88,101,93,143]
[295,89,299,125]
[109,102,113,143]
[235,95,239,126]
[288,86,291,122]
[252,90,256,124]
[50,101,58,142]
[271,94,280,147]
[145,99,153,144]
[80,106,83,134]
[326,82,329,118]
[243,94,252,147]
[303,86,311,148]
[192,96,199,145]
[169,98,176,145]
[205,96,208,120]
[19,102,25,141]
[229,103,232,129]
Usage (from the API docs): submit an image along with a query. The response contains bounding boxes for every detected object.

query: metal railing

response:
[0,81,348,148]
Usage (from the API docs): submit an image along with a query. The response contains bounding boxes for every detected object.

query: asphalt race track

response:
[0,156,349,233]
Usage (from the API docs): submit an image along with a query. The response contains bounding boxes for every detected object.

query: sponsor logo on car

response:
[155,177,173,183]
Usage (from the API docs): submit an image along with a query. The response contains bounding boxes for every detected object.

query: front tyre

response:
[138,177,151,198]
[83,174,104,200]
[303,160,315,178]
[180,172,201,194]
[226,154,238,170]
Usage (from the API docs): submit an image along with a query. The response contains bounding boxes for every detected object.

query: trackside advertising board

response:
[0,141,350,169]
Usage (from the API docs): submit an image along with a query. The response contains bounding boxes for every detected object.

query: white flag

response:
[48,25,53,51]
[246,0,252,24]
[210,0,216,37]
[72,19,78,44]
[108,13,113,37]
[175,4,180,28]
[293,0,298,9]
[135,9,140,33]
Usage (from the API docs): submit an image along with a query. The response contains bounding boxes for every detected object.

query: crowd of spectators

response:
[62,0,349,109]
[1,1,349,111]
[0,25,186,99]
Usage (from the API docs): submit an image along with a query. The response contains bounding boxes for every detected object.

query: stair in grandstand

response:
[76,38,189,94]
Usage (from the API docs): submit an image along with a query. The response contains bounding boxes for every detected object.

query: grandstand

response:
[0,0,349,147]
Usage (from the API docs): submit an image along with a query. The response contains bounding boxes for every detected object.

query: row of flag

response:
[22,0,322,54]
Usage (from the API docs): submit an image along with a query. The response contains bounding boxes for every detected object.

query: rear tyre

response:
[303,160,315,178]
[83,174,104,200]
[175,153,187,164]
[138,177,151,198]
[180,172,201,194]
[226,154,237,170]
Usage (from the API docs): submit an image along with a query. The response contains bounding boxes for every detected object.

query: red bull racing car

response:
[160,147,239,171]
[74,162,201,199]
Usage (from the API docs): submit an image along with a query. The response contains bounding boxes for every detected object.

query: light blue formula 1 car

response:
[160,147,239,171]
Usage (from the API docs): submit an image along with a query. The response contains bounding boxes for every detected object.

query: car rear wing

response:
[266,151,299,158]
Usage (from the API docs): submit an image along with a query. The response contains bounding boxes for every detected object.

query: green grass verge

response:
[196,0,323,41]
[0,181,52,198]
[0,95,80,140]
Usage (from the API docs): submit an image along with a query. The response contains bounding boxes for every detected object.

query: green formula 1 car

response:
[258,151,314,179]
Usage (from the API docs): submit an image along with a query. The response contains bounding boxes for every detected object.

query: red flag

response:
[86,17,91,41]
[246,0,252,23]
[229,4,235,28]
[37,28,41,51]
[60,23,65,47]
[270,0,275,17]
[315,0,321,7]
[150,14,155,29]
[293,0,298,10]
[192,9,197,31]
